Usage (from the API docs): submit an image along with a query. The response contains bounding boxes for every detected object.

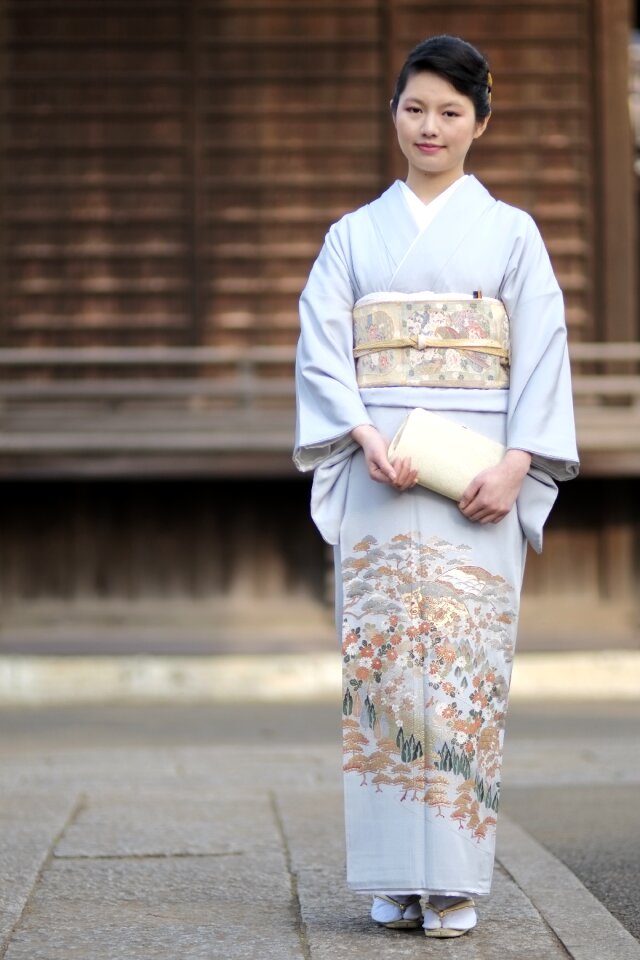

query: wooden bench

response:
[569,343,640,474]
[0,346,297,478]
[0,343,639,478]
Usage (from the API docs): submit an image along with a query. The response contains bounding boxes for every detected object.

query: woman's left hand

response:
[458,449,532,524]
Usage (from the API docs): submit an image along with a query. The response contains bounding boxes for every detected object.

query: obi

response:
[353,293,510,389]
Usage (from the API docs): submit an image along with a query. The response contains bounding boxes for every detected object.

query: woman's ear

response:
[390,100,397,126]
[473,115,490,140]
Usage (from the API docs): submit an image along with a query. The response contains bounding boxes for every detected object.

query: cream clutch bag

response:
[387,408,505,501]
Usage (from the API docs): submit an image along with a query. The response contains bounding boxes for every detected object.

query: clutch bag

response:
[387,408,505,501]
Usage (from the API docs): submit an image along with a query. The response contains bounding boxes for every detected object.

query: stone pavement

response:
[1,726,640,960]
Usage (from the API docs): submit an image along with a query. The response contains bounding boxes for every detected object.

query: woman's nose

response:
[419,112,439,137]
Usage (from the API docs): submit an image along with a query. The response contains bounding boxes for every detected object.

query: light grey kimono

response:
[294,176,578,897]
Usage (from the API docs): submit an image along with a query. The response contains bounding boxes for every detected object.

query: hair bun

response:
[391,35,493,120]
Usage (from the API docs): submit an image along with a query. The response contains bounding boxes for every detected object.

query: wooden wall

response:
[1,2,196,347]
[0,479,326,603]
[0,1,637,637]
[206,1,387,347]
[0,0,387,350]
[0,477,637,648]
[0,0,620,352]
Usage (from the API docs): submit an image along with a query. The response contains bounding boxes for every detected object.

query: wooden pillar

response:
[382,0,403,184]
[593,0,638,340]
[599,482,636,603]
[0,1,8,342]
[187,0,206,346]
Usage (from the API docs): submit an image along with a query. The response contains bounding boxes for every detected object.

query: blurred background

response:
[0,0,638,659]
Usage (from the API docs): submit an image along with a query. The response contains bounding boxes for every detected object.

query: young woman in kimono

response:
[294,35,578,938]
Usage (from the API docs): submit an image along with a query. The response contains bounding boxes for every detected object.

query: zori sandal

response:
[371,893,423,929]
[422,897,477,938]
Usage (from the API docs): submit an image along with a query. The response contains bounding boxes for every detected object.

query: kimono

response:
[294,176,578,898]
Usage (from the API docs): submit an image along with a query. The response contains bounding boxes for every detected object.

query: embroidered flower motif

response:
[342,533,516,840]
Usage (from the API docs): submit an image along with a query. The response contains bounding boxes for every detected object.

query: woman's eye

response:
[443,111,459,118]
[406,106,421,114]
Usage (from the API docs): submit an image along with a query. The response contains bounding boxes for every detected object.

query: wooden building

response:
[0,0,638,649]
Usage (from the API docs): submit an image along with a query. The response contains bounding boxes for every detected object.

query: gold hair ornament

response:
[487,71,493,105]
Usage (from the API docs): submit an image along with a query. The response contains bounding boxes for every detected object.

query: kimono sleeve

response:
[293,220,372,471]
[500,213,579,481]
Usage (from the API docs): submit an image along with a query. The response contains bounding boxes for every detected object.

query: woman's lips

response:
[416,143,444,154]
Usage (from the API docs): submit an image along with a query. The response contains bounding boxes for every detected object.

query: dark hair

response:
[391,35,492,120]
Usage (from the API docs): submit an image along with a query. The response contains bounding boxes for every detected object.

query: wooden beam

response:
[0,452,302,480]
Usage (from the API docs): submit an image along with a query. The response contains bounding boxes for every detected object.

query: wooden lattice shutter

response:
[0,1,200,348]
[0,0,605,348]
[0,0,388,349]
[203,0,386,346]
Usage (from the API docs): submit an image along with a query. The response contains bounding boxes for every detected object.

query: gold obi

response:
[353,294,510,389]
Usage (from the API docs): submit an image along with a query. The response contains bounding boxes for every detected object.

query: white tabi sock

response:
[423,893,476,933]
[371,892,422,924]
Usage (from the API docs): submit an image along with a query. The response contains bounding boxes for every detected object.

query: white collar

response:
[399,176,468,230]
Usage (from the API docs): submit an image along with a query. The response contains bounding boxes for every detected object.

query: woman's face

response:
[393,71,488,186]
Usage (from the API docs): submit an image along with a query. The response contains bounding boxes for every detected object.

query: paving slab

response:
[275,787,570,960]
[2,857,303,960]
[0,745,340,794]
[55,795,282,859]
[0,748,179,792]
[167,745,342,791]
[0,738,637,959]
[0,792,78,954]
[503,735,640,787]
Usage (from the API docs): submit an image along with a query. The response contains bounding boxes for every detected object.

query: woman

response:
[294,35,578,939]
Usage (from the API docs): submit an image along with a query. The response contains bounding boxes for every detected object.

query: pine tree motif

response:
[341,532,516,838]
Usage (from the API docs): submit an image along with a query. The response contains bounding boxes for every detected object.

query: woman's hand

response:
[351,424,418,491]
[458,449,532,524]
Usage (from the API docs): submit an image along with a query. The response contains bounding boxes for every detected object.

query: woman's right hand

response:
[351,424,417,491]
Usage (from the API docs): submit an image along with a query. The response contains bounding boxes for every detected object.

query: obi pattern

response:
[353,297,510,389]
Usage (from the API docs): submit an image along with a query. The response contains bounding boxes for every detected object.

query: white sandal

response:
[422,897,477,938]
[371,893,423,929]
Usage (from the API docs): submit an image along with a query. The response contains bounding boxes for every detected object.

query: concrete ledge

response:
[498,816,640,960]
[0,650,639,705]
[509,649,640,700]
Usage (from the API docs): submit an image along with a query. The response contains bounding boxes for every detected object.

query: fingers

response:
[368,454,397,484]
[467,507,506,524]
[458,476,483,511]
[356,427,396,484]
[460,492,508,523]
[369,455,417,489]
[460,493,504,522]
[369,463,393,483]
[378,457,397,483]
[459,476,509,523]
[459,463,524,524]
[390,457,418,491]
